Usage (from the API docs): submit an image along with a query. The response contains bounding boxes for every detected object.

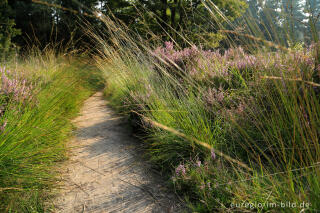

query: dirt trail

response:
[54,92,183,213]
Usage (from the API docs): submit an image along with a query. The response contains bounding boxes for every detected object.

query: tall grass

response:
[0,48,103,212]
[91,1,320,211]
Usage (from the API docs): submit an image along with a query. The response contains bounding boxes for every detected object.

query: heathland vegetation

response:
[0,48,103,211]
[1,0,320,212]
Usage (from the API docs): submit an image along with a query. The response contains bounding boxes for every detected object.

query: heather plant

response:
[172,156,235,212]
[0,50,103,212]
[0,67,34,103]
[0,67,35,134]
[153,42,318,84]
[97,35,320,211]
[149,43,320,212]
[92,1,320,212]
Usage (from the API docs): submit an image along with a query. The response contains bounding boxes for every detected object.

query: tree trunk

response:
[171,0,178,38]
[161,0,168,23]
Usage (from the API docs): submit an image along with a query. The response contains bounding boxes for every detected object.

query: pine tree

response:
[9,0,55,49]
[132,0,247,45]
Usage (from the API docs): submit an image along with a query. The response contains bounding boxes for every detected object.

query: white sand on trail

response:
[54,92,184,213]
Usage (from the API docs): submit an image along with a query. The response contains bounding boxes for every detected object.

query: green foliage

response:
[101,45,320,212]
[9,0,57,48]
[8,0,100,49]
[130,0,247,45]
[6,0,247,49]
[2,0,320,212]
[0,0,20,59]
[94,6,320,210]
[0,51,103,212]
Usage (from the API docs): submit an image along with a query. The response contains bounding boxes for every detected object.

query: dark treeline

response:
[3,0,246,46]
[0,0,319,57]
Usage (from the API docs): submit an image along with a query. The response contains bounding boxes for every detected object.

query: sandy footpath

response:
[54,92,184,213]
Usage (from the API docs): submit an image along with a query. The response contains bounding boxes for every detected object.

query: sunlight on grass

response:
[0,48,103,212]
[92,2,320,212]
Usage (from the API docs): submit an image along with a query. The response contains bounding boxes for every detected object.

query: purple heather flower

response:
[164,41,174,51]
[152,42,320,84]
[189,67,197,76]
[175,164,186,176]
[204,88,217,106]
[211,148,216,160]
[196,160,201,167]
[0,120,7,132]
[0,67,33,103]
[305,57,314,67]
[216,91,224,103]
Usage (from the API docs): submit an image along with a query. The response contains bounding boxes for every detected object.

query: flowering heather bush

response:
[152,42,319,125]
[0,67,34,104]
[175,163,186,176]
[153,41,200,69]
[103,36,320,211]
[0,67,34,132]
[153,42,317,82]
[171,154,234,210]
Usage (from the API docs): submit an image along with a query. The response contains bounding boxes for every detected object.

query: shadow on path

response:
[54,92,184,213]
